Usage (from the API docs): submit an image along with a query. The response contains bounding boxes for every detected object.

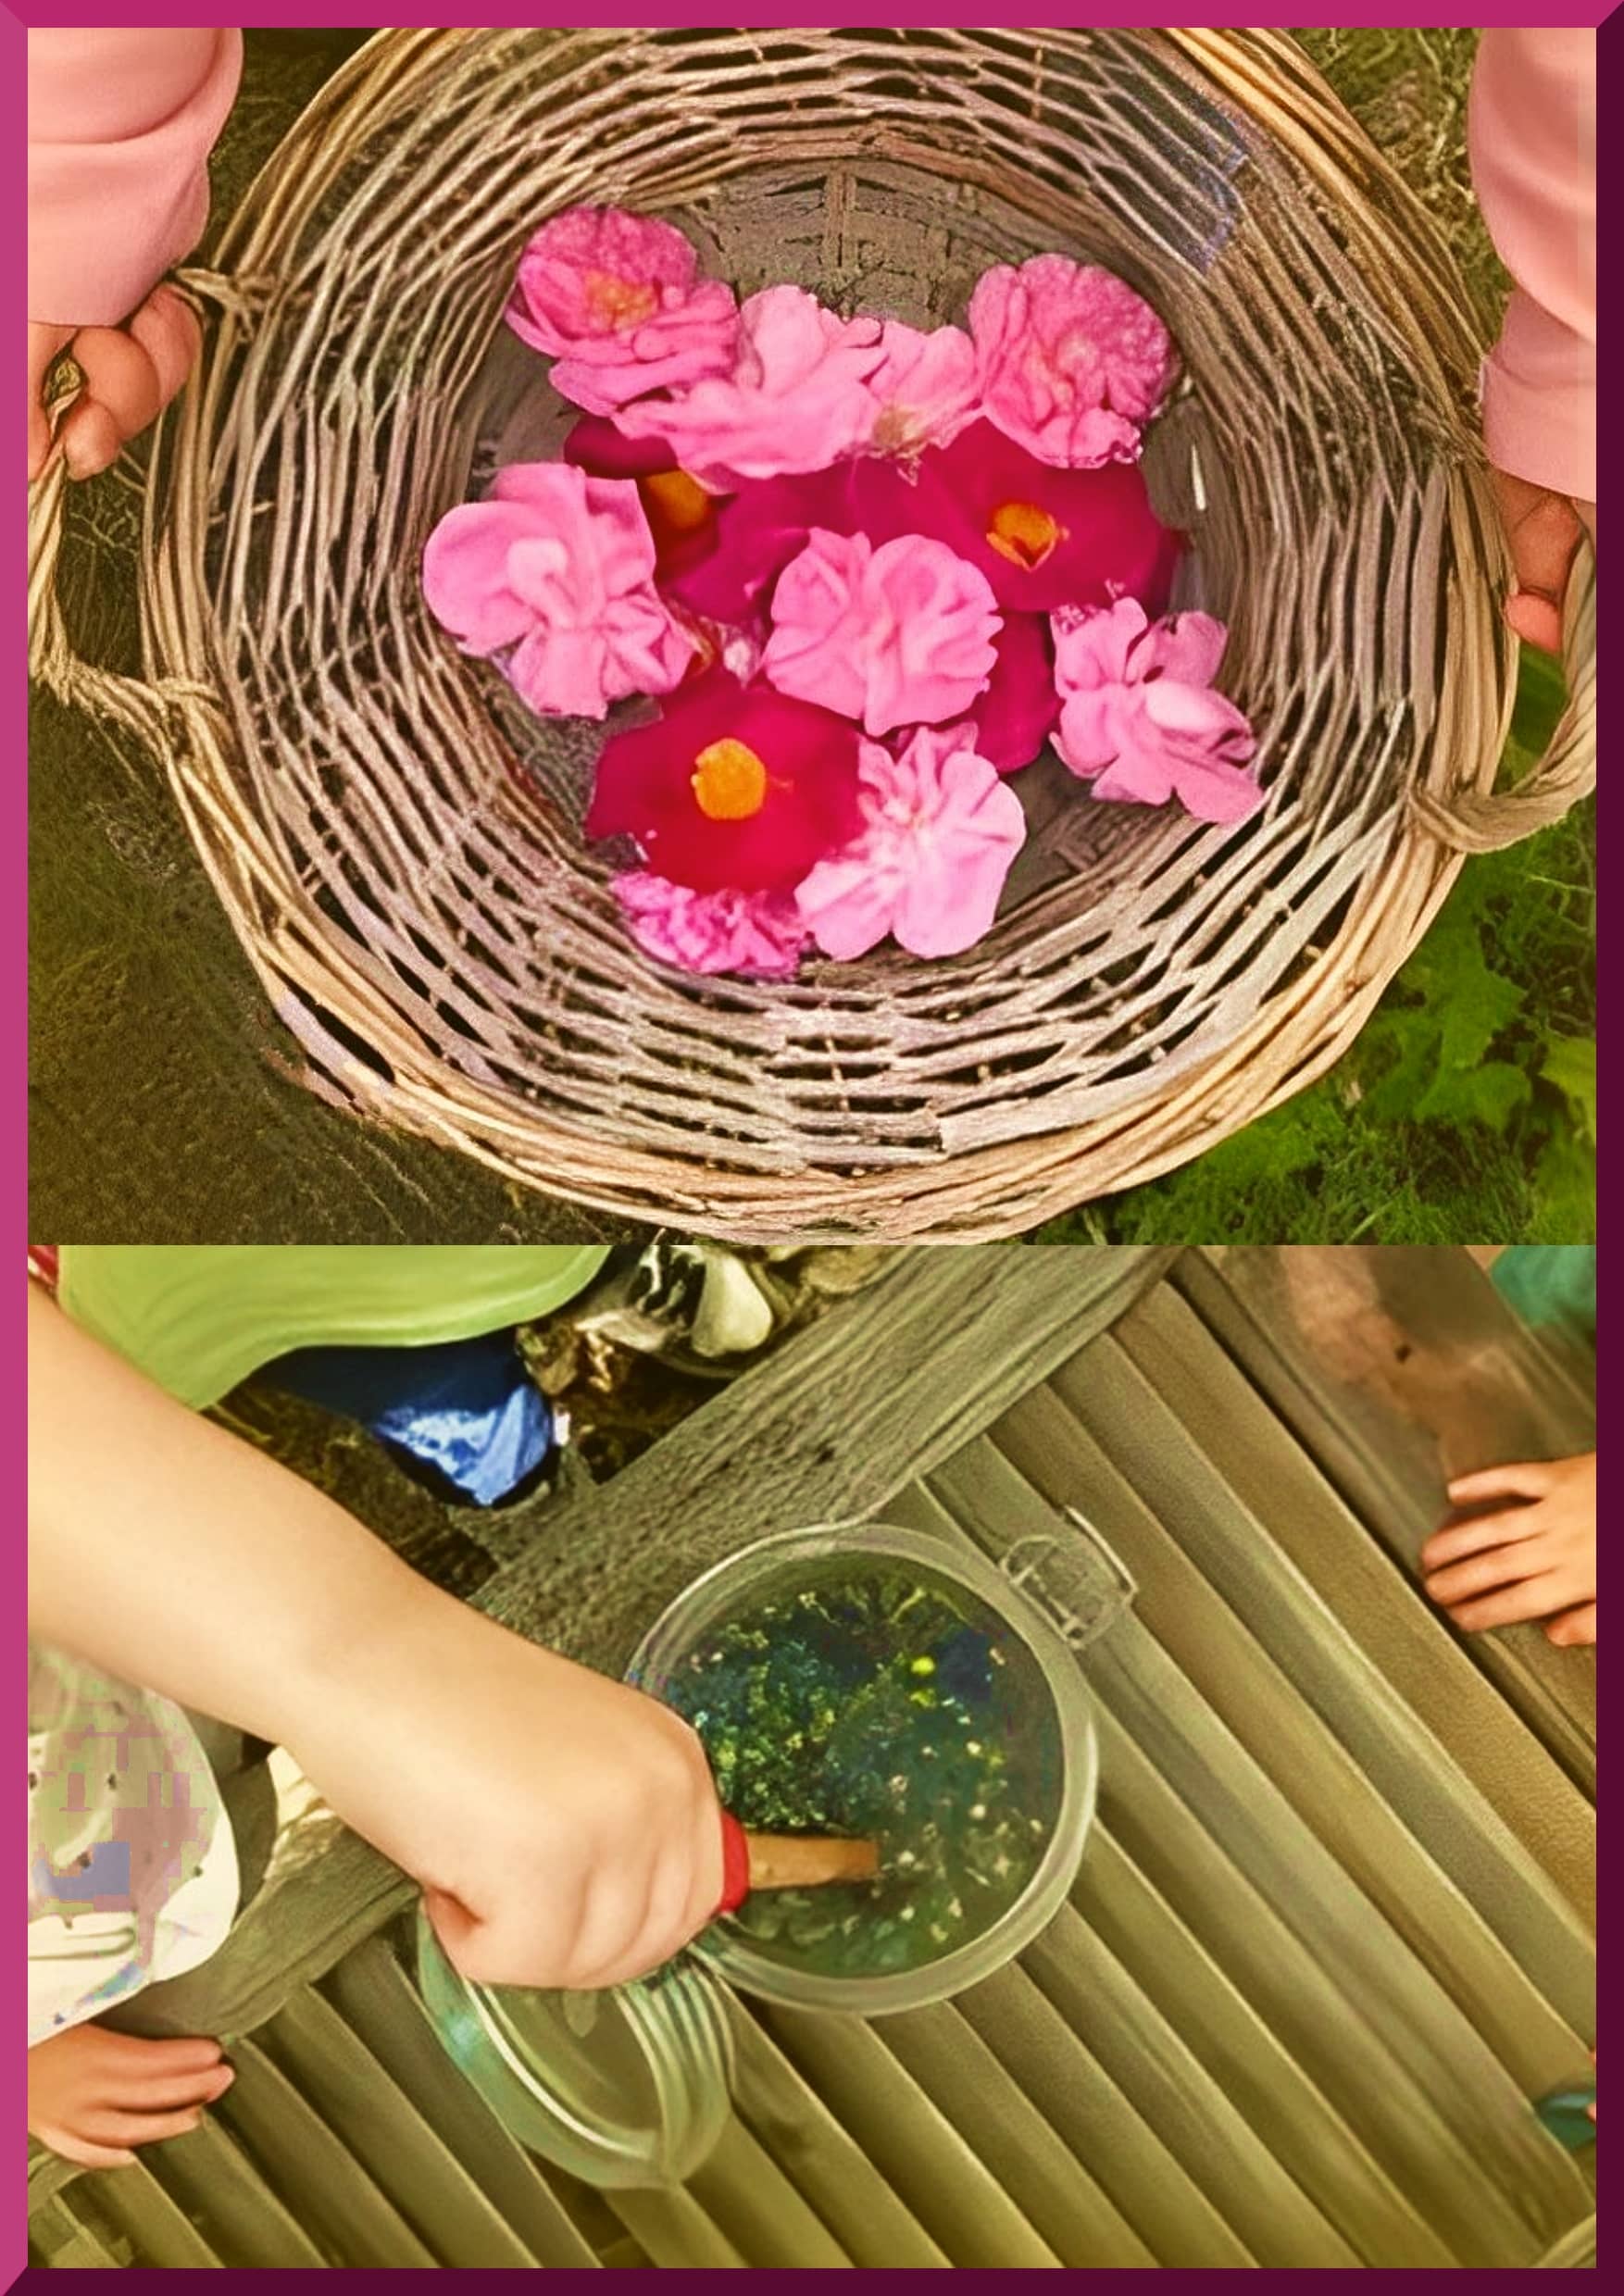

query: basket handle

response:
[27,268,252,756]
[1410,543,1596,856]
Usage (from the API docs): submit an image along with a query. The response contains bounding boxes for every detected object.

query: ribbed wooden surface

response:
[31,1251,1594,2266]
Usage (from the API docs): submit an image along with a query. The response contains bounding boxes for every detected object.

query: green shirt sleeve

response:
[56,1245,612,1407]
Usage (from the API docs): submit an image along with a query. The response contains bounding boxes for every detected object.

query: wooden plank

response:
[141,2115,329,2268]
[320,1932,602,2267]
[600,2186,748,2270]
[1116,1282,1595,1916]
[726,2012,952,2268]
[975,1402,1594,2055]
[949,1963,1254,2268]
[477,1245,1174,1666]
[1051,1335,1596,1986]
[1019,1909,1360,2267]
[26,2198,124,2270]
[878,2003,1158,2267]
[212,2033,437,2266]
[761,2008,1064,2268]
[1077,1828,1455,2267]
[891,1460,1570,2268]
[66,2157,224,2268]
[253,1986,543,2266]
[686,2117,854,2269]
[1174,1248,1595,1783]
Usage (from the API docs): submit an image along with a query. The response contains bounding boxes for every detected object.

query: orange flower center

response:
[986,499,1065,570]
[692,739,768,822]
[641,468,715,536]
[584,271,659,330]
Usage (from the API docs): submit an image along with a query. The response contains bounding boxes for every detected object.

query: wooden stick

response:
[744,1833,880,1890]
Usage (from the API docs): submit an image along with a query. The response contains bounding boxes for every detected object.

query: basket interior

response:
[185,27,1486,1174]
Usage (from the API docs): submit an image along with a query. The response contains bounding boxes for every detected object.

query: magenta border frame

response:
[10,10,1609,2285]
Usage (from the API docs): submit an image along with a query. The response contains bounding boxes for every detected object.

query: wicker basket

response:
[30,25,1595,1242]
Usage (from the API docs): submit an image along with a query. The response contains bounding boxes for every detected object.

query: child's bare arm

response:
[28,1286,723,1989]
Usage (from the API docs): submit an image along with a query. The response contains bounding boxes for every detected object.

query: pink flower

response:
[586,672,862,892]
[761,530,1000,737]
[564,415,724,585]
[506,206,739,414]
[866,321,981,455]
[1051,600,1263,823]
[965,612,1062,774]
[969,255,1177,468]
[613,871,810,977]
[422,461,692,719]
[614,285,885,484]
[796,725,1027,959]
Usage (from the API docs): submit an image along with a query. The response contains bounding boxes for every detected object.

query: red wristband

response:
[716,1811,750,1915]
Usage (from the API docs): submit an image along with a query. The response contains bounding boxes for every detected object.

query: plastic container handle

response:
[716,1811,751,1916]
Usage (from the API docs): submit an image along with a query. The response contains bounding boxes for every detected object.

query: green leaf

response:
[1540,1035,1597,1142]
[1415,1059,1530,1133]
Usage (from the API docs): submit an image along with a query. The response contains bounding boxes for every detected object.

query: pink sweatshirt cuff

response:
[1468,27,1596,505]
[28,28,244,328]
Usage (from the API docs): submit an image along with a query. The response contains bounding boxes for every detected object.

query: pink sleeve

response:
[28,28,244,328]
[1468,26,1596,504]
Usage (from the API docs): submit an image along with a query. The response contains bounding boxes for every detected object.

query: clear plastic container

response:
[625,1521,1101,2016]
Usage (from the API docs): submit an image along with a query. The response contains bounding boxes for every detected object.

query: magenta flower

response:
[506,206,739,414]
[888,422,1181,617]
[969,255,1177,468]
[796,725,1027,960]
[614,285,886,484]
[422,461,692,719]
[761,530,1000,737]
[1051,600,1263,823]
[964,612,1062,774]
[612,871,810,977]
[665,465,864,624]
[866,321,981,455]
[586,672,862,892]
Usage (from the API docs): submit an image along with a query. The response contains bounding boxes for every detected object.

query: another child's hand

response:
[294,1591,726,1993]
[28,2025,233,2169]
[1420,1452,1597,1644]
[1492,467,1595,656]
[27,286,200,484]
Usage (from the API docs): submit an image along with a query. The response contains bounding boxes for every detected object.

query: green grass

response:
[1035,650,1595,1245]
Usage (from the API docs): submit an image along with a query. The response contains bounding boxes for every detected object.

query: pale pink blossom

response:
[969,254,1177,468]
[866,321,981,455]
[506,206,739,414]
[613,871,811,977]
[761,529,1000,737]
[796,725,1027,959]
[614,285,885,483]
[423,461,692,719]
[1051,599,1262,823]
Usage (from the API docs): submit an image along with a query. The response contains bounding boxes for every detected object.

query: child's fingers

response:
[27,319,76,482]
[123,2061,234,2110]
[1544,1603,1597,1648]
[1440,1573,1567,1633]
[1446,1461,1559,1504]
[46,2134,140,2170]
[1424,1541,1553,1607]
[127,285,202,410]
[1420,1508,1543,1570]
[94,2030,223,2076]
[81,2106,205,2148]
[58,325,164,479]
